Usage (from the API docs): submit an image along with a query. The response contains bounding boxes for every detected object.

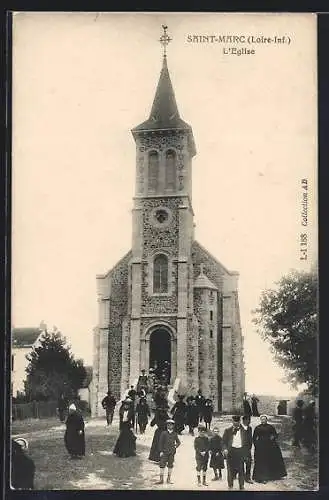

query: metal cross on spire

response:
[159,25,172,58]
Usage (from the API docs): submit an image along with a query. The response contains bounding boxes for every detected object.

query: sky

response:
[12,12,317,397]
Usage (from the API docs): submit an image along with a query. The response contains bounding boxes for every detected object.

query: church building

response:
[91,28,245,416]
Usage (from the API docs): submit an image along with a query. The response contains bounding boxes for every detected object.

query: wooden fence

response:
[12,400,58,420]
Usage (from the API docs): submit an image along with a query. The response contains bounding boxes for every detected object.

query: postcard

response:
[10,12,318,491]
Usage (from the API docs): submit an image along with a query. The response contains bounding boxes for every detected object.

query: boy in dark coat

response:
[209,427,225,480]
[157,419,181,485]
[194,424,210,486]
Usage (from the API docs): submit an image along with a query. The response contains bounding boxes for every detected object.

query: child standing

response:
[194,424,210,486]
[209,427,225,480]
[157,419,181,485]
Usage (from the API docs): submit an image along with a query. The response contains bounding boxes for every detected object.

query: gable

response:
[192,241,234,291]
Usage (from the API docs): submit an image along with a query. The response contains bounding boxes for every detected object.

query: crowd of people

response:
[100,387,288,489]
[11,381,317,490]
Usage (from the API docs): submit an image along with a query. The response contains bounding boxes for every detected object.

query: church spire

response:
[132,25,196,153]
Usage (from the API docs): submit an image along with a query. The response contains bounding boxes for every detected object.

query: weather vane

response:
[159,25,172,57]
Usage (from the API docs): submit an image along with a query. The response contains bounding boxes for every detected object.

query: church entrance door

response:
[149,328,171,385]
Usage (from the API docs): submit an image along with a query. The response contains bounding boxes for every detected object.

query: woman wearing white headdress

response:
[64,403,85,459]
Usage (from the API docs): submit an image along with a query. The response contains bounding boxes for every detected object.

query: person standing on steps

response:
[209,427,225,481]
[156,419,181,485]
[101,390,117,426]
[194,424,210,486]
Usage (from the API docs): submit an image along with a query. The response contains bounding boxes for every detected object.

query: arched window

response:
[165,149,176,190]
[148,151,159,192]
[153,254,168,293]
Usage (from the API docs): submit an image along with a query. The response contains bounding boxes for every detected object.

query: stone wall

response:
[192,241,245,413]
[186,313,199,394]
[193,287,219,410]
[230,292,245,411]
[107,253,131,399]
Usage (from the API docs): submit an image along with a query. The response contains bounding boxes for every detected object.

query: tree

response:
[253,268,318,395]
[24,329,87,401]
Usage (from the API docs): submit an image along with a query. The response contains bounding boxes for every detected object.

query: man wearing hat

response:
[101,390,117,426]
[194,424,210,486]
[157,419,181,484]
[222,415,247,490]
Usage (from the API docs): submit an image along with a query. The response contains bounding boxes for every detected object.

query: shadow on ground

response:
[28,427,151,490]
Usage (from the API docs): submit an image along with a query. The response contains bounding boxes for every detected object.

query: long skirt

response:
[113,424,136,458]
[64,430,85,457]
[253,441,287,482]
[149,428,163,462]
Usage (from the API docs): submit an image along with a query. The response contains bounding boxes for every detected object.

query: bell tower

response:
[128,26,197,388]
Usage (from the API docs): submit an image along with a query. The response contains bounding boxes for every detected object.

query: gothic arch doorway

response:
[149,328,171,385]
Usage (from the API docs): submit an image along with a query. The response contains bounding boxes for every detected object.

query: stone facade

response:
[91,53,245,416]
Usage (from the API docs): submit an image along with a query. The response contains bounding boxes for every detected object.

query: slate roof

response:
[132,56,196,156]
[194,270,218,290]
[12,327,42,348]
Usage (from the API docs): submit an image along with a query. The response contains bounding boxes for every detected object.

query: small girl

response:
[209,427,225,480]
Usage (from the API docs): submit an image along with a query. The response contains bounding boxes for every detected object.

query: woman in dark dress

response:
[113,399,136,458]
[136,396,151,434]
[251,394,260,417]
[252,415,287,483]
[148,407,169,462]
[11,439,35,489]
[209,427,225,480]
[64,404,85,459]
[243,393,252,418]
[171,395,187,435]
